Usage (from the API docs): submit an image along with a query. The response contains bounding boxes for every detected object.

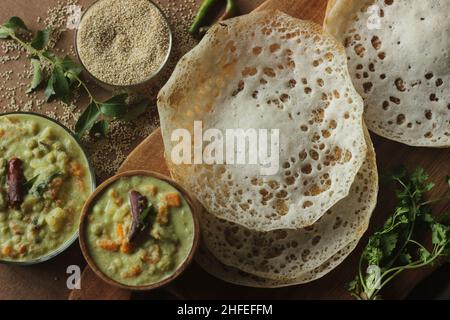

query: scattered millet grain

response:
[76,0,171,86]
[1,0,200,180]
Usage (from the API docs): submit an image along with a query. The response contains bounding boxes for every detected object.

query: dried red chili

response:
[7,157,25,209]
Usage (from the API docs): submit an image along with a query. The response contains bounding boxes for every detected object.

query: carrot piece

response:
[166,193,181,207]
[120,241,133,254]
[156,204,169,225]
[97,239,119,252]
[140,245,161,265]
[69,161,83,177]
[121,265,142,279]
[116,223,124,242]
[1,245,13,256]
[146,185,157,196]
[111,190,123,206]
[18,244,27,254]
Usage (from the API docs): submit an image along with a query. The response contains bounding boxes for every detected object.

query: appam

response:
[158,10,367,231]
[196,240,358,288]
[200,128,377,280]
[325,0,450,147]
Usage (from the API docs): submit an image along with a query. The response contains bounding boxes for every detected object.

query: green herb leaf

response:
[99,93,128,118]
[60,56,81,72]
[75,101,101,137]
[399,250,412,264]
[418,247,431,263]
[122,99,151,121]
[60,56,82,86]
[380,233,398,257]
[26,58,44,93]
[52,66,70,101]
[139,203,155,231]
[0,26,12,39]
[33,172,61,197]
[23,175,39,193]
[90,120,109,138]
[431,223,449,246]
[30,28,50,50]
[3,17,28,31]
[446,176,450,189]
[348,167,450,300]
[42,50,56,61]
[1,17,28,38]
[44,73,56,101]
[362,238,383,266]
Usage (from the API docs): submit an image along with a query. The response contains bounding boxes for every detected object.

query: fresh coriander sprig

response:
[0,17,150,138]
[348,168,450,300]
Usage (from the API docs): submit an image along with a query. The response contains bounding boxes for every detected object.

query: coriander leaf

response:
[446,176,450,189]
[399,250,412,264]
[363,238,383,266]
[52,66,70,101]
[75,101,101,137]
[411,167,428,187]
[420,212,435,224]
[380,232,398,257]
[419,247,431,263]
[122,99,151,121]
[431,223,449,246]
[26,58,44,93]
[99,93,128,118]
[348,167,450,300]
[44,73,56,101]
[30,28,50,50]
[3,17,28,31]
[90,120,109,138]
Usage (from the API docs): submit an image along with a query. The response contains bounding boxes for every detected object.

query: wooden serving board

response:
[68,0,450,300]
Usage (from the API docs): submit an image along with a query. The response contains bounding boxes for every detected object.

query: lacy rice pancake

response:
[158,10,367,232]
[84,175,195,287]
[0,113,93,263]
[196,240,358,288]
[200,128,377,281]
[325,0,450,147]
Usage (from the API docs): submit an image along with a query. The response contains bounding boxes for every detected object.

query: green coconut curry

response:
[85,175,195,286]
[0,114,93,262]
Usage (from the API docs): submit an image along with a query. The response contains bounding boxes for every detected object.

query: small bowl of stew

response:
[79,170,200,290]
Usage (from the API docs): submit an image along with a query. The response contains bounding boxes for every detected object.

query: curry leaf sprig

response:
[348,168,450,300]
[0,17,150,138]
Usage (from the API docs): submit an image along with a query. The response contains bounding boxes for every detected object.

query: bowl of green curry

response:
[79,170,200,290]
[0,112,96,265]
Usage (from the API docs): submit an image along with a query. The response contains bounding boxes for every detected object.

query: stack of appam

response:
[157,10,379,287]
[325,0,450,147]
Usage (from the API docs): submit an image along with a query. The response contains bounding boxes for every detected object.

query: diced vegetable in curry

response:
[0,114,93,262]
[85,176,195,286]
